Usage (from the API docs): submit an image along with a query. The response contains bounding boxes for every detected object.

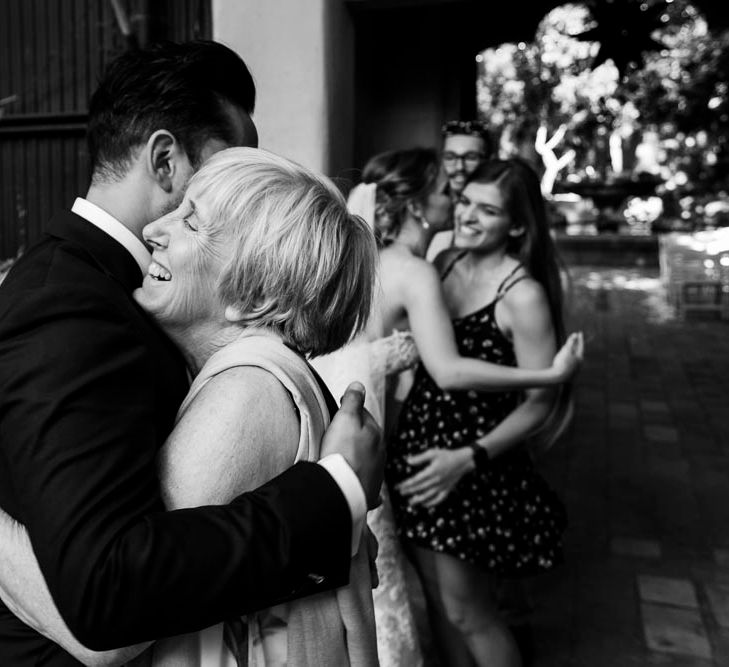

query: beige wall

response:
[212,0,354,177]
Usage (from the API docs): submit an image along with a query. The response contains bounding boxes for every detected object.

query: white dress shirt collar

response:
[71,198,151,277]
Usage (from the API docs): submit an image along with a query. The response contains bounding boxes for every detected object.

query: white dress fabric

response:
[311,330,423,667]
[140,333,378,667]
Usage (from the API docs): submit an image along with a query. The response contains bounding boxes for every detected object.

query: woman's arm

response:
[471,278,563,453]
[0,510,150,666]
[400,258,580,391]
[160,366,300,508]
[0,366,297,664]
[398,279,566,507]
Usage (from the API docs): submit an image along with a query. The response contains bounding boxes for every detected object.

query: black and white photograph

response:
[0,1,727,665]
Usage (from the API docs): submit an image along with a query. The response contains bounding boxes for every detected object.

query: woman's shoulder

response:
[432,246,464,273]
[501,271,546,304]
[381,245,439,280]
[194,364,292,411]
[183,335,312,417]
[498,273,551,327]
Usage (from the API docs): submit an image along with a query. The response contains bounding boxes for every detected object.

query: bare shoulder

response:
[162,363,300,507]
[179,364,299,445]
[380,245,440,287]
[432,247,463,274]
[502,275,548,311]
[499,275,552,333]
[195,365,292,409]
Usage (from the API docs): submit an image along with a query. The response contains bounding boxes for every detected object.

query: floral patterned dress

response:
[386,262,567,578]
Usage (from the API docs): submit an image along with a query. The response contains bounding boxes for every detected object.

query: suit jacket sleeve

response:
[0,285,351,650]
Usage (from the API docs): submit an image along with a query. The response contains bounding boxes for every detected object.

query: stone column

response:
[212,0,354,178]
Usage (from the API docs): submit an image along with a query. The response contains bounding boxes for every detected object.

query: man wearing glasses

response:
[427,119,494,260]
[441,119,493,198]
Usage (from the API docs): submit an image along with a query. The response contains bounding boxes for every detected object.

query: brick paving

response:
[529,266,729,666]
[408,265,729,666]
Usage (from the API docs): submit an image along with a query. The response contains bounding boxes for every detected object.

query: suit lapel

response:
[45,210,145,294]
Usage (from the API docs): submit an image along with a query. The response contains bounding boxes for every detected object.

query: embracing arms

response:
[0,511,150,666]
[0,284,378,651]
[399,257,581,391]
[0,360,375,663]
[398,278,576,507]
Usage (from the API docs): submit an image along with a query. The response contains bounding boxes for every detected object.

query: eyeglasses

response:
[442,151,484,167]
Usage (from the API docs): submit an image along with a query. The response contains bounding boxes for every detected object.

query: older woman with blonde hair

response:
[0,147,379,666]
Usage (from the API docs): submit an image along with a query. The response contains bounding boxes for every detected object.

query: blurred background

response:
[2,0,728,260]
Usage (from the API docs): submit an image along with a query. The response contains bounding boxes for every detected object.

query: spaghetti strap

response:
[494,263,525,295]
[440,249,468,280]
[494,273,530,303]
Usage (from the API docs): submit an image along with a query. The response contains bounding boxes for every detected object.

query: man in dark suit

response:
[0,41,382,665]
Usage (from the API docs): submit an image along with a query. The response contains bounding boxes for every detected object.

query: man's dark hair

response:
[441,119,494,157]
[87,40,255,181]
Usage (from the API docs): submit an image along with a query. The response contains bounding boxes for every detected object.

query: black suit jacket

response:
[0,211,351,665]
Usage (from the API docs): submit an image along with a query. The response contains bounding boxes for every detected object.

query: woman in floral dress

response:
[388,158,579,667]
[315,150,582,666]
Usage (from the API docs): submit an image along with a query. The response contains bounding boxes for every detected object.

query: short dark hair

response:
[87,40,256,181]
[441,119,493,157]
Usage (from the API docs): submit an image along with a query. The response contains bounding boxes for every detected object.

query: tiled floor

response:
[409,266,729,666]
[530,267,729,666]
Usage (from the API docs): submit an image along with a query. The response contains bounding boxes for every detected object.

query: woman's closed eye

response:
[179,198,200,232]
[183,216,199,232]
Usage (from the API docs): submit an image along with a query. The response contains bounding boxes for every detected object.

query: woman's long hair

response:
[469,158,566,342]
[469,157,572,453]
[361,148,440,245]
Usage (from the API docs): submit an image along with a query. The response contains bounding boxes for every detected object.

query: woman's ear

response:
[509,224,525,238]
[224,304,246,323]
[406,199,424,221]
[145,130,188,194]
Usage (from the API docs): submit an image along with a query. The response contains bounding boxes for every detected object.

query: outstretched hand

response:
[552,331,584,382]
[396,447,473,508]
[321,382,384,509]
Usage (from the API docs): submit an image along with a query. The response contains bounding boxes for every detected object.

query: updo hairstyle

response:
[361,147,440,244]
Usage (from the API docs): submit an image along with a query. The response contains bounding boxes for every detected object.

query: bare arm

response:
[0,295,353,650]
[0,511,150,667]
[399,258,578,391]
[473,279,562,455]
[398,279,568,506]
[160,366,300,509]
[0,366,298,664]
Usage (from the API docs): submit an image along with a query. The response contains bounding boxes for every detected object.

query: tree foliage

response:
[477,0,729,196]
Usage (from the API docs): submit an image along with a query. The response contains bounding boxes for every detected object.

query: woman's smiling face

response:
[453,181,513,252]
[134,186,231,329]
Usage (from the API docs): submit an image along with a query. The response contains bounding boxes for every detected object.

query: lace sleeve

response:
[371,330,419,377]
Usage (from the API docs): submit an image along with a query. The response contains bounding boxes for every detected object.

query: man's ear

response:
[145,130,187,193]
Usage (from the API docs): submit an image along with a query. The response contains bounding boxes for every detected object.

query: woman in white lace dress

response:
[312,148,582,666]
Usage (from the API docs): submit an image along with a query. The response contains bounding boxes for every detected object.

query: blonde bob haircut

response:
[189,147,377,357]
